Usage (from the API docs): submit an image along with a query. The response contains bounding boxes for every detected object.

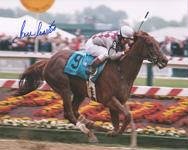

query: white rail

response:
[0,79,187,96]
[0,51,187,68]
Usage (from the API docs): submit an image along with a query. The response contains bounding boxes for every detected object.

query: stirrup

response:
[87,65,97,76]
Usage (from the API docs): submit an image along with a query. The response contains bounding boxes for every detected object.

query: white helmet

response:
[119,25,134,38]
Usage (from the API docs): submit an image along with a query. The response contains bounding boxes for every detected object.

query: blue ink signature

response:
[12,20,56,42]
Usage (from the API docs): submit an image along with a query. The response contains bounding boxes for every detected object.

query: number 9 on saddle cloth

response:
[64,51,106,82]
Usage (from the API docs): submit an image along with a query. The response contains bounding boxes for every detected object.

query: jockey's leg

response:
[88,57,102,74]
[88,54,109,75]
[85,41,108,75]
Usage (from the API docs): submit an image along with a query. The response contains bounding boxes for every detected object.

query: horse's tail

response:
[14,60,48,96]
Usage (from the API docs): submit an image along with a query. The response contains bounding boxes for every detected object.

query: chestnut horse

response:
[15,31,168,144]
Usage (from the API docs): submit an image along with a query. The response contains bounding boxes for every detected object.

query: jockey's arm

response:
[108,47,125,60]
[108,40,130,60]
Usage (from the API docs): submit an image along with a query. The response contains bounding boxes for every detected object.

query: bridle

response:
[147,47,159,64]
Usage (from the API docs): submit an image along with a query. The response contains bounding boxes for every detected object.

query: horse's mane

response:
[133,31,160,49]
[120,31,159,61]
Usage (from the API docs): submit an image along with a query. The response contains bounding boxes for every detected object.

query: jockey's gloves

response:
[110,51,125,60]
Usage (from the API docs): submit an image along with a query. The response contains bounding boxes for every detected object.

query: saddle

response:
[64,51,106,100]
[64,51,105,82]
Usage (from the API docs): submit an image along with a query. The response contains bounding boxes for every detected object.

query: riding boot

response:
[87,57,102,75]
[87,58,102,100]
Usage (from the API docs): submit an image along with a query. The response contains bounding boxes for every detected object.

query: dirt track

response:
[0,139,186,150]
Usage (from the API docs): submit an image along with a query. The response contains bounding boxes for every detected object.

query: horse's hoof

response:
[88,130,98,143]
[130,146,138,150]
[107,131,119,137]
[88,136,98,143]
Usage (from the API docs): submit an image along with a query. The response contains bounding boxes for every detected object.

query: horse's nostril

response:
[162,58,168,64]
[161,59,168,67]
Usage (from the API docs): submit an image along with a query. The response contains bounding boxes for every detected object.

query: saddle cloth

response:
[64,51,105,82]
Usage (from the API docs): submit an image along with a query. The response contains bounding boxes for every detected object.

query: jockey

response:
[85,25,134,75]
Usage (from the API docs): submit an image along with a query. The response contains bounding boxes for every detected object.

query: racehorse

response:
[15,31,168,144]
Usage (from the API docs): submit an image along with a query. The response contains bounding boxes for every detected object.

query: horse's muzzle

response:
[157,56,168,69]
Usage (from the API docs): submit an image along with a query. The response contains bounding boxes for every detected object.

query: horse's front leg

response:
[77,115,98,143]
[107,109,120,137]
[107,96,131,133]
[124,103,137,148]
[108,96,137,147]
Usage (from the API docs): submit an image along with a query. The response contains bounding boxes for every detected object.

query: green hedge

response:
[0,126,187,148]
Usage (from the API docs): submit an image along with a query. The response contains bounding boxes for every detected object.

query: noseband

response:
[147,49,159,64]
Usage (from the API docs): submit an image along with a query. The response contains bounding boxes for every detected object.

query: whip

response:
[138,11,149,31]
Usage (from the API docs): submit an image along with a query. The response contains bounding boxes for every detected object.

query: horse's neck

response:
[120,53,143,84]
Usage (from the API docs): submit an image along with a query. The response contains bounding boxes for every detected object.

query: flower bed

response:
[146,99,188,124]
[0,90,187,137]
[0,115,186,137]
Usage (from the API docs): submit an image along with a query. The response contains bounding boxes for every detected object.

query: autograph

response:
[12,20,56,42]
